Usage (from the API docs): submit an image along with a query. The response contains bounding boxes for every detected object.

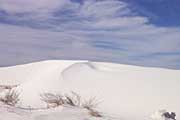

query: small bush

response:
[64,91,81,106]
[40,93,64,108]
[88,109,102,117]
[40,91,102,117]
[151,110,176,120]
[163,112,176,120]
[82,97,100,110]
[0,85,19,90]
[0,90,20,106]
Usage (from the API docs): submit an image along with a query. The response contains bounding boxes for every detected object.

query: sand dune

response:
[0,60,180,120]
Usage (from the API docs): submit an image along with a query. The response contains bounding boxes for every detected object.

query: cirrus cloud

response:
[0,0,70,14]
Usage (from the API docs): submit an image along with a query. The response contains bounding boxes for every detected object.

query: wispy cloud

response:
[0,0,73,15]
[0,0,180,69]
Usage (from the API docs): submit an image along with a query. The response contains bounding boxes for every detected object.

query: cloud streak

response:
[0,0,72,14]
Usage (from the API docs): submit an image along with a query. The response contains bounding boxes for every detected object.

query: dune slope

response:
[0,60,180,120]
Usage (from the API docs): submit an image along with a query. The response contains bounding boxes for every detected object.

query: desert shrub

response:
[82,97,102,117]
[163,112,176,120]
[64,91,81,106]
[88,109,102,117]
[0,89,20,106]
[40,91,102,117]
[151,110,176,120]
[40,93,64,108]
[65,92,102,117]
[0,85,19,90]
[82,97,100,110]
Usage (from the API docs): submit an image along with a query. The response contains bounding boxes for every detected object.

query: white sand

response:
[0,60,180,120]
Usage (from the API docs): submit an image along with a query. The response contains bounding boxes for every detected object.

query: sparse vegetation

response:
[64,91,81,106]
[163,112,176,120]
[0,89,20,106]
[88,108,102,117]
[40,91,102,117]
[0,85,102,117]
[82,97,102,117]
[0,85,19,90]
[40,93,64,108]
[82,97,100,110]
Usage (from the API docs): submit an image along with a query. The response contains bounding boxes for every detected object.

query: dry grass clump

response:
[0,85,19,90]
[64,91,81,106]
[82,97,102,117]
[40,93,64,108]
[0,89,20,106]
[41,92,81,108]
[40,91,102,117]
[82,97,100,110]
[88,109,102,117]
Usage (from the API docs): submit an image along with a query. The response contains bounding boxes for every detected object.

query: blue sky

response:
[0,0,180,69]
[123,0,180,27]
